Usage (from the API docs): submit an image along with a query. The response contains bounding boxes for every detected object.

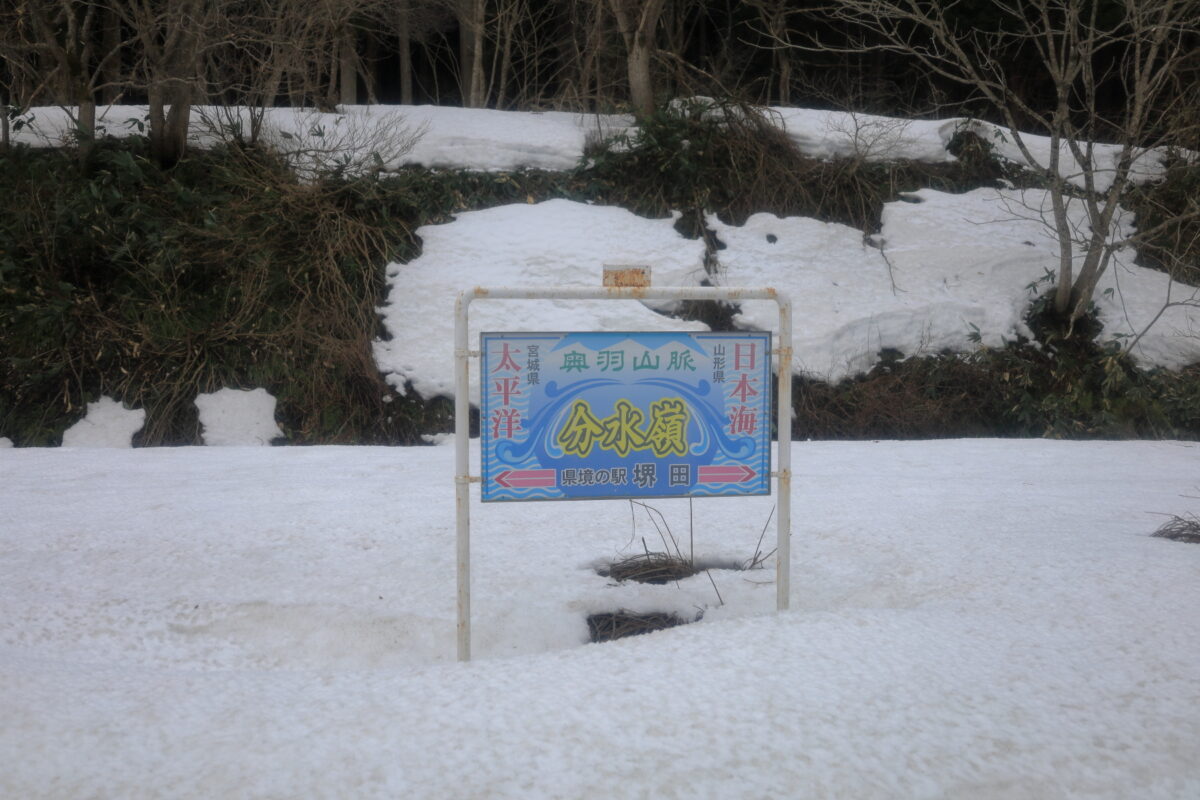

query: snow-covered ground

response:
[2,440,1199,797]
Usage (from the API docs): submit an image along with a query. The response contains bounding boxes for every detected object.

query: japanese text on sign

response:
[480,331,772,502]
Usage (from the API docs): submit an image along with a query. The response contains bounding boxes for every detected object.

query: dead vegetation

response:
[598,552,700,584]
[584,99,1017,238]
[1152,513,1200,544]
[586,611,691,643]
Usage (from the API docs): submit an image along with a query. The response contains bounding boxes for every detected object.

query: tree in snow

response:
[606,0,668,117]
[787,0,1200,332]
[0,0,127,163]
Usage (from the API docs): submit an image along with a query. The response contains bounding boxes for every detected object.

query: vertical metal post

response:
[454,290,473,662]
[775,295,793,611]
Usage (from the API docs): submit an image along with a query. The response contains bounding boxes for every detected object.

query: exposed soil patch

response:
[587,611,691,643]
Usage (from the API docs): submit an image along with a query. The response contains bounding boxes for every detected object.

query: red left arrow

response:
[495,469,557,488]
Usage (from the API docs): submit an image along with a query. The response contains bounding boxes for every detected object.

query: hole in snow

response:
[766,233,778,244]
[595,553,747,584]
[587,610,693,643]
[672,284,740,332]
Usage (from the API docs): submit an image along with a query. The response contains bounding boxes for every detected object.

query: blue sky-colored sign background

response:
[480,331,772,502]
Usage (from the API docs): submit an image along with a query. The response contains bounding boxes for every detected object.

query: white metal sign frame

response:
[454,286,793,662]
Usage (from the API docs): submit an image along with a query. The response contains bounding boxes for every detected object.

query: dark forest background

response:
[6,2,1187,124]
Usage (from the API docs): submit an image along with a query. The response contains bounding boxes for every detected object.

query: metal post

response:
[453,285,793,661]
[454,289,475,662]
[775,296,793,611]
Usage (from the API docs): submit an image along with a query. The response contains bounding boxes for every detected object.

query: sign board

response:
[480,331,772,502]
[602,265,651,287]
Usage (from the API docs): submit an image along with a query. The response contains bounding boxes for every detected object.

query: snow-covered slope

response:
[13,104,1199,388]
[721,187,1199,380]
[377,187,1199,392]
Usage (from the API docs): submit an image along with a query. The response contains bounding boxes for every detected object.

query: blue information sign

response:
[480,331,772,502]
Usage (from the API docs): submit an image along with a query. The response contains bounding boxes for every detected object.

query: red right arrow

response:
[697,465,756,484]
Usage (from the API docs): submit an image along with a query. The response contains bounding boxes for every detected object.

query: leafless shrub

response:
[252,108,426,180]
[823,111,916,164]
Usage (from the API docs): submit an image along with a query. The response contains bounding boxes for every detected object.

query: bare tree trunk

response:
[777,53,791,105]
[22,0,104,163]
[581,3,601,108]
[101,6,121,104]
[155,41,198,165]
[456,3,475,105]
[1049,188,1075,315]
[365,34,380,103]
[160,94,191,165]
[466,0,487,107]
[325,39,340,109]
[492,0,518,108]
[147,82,167,154]
[625,42,653,116]
[261,65,284,108]
[114,0,208,166]
[288,72,301,107]
[1,83,9,150]
[750,2,794,105]
[607,0,666,118]
[340,28,358,105]
[397,0,413,104]
[76,91,96,166]
[145,67,192,167]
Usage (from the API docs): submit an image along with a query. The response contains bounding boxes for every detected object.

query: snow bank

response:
[9,104,630,173]
[194,387,284,446]
[392,105,627,171]
[769,107,959,163]
[374,199,708,401]
[720,187,1200,380]
[13,104,1172,183]
[957,118,1170,192]
[60,396,145,448]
